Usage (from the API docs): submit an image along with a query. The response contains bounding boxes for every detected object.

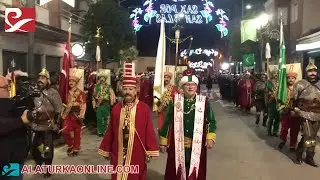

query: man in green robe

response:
[266,71,280,136]
[93,71,116,136]
[159,69,216,180]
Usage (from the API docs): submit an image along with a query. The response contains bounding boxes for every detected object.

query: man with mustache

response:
[29,68,62,178]
[99,63,159,180]
[293,62,320,167]
[159,69,217,180]
[278,72,299,152]
[61,68,86,156]
[92,70,116,136]
[156,71,179,133]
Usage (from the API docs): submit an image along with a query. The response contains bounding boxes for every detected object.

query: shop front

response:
[296,31,320,78]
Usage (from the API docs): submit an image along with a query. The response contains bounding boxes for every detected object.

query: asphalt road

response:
[23,85,320,180]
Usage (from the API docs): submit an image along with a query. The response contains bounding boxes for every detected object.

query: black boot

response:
[255,115,260,125]
[295,140,304,164]
[289,148,296,153]
[67,147,73,156]
[305,152,318,167]
[262,116,268,127]
[44,172,52,178]
[278,141,285,150]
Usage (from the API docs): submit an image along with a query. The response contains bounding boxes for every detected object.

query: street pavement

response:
[23,84,320,180]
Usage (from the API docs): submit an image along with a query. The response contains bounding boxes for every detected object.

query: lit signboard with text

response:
[130,0,229,38]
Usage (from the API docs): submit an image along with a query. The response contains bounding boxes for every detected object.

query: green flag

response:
[242,54,255,67]
[277,19,287,105]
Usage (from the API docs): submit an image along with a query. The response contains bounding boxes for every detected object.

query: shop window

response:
[2,51,27,74]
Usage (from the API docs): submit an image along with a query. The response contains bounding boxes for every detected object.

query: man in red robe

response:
[62,68,86,156]
[155,72,178,133]
[99,63,159,180]
[139,74,153,108]
[278,72,301,152]
[238,71,254,112]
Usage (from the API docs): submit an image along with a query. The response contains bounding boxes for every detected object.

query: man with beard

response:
[278,72,299,152]
[159,69,216,180]
[254,73,268,126]
[266,70,280,136]
[29,68,62,178]
[99,63,159,180]
[61,68,86,156]
[293,62,320,167]
[156,71,178,133]
[92,71,116,136]
[238,71,254,112]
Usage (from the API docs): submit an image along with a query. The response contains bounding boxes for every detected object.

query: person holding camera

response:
[0,75,30,180]
[27,68,62,178]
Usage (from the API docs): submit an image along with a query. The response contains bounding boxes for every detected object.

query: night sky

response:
[122,0,236,58]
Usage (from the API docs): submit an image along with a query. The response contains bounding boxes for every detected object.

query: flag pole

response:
[95,27,102,71]
[68,16,73,67]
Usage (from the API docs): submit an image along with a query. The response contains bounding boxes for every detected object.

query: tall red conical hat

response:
[122,62,137,87]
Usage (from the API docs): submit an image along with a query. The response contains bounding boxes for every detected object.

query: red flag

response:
[59,42,71,104]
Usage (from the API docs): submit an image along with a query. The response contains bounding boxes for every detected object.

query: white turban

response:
[179,75,199,87]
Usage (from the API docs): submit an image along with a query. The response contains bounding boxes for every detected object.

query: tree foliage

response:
[82,0,136,62]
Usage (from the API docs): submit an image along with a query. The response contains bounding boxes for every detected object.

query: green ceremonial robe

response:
[159,96,216,179]
[95,84,111,136]
[266,79,280,135]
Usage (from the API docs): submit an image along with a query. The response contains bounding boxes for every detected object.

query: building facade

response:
[265,0,320,73]
[0,0,90,76]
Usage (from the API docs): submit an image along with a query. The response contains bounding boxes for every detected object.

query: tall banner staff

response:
[95,27,102,71]
[153,19,166,112]
[265,42,271,79]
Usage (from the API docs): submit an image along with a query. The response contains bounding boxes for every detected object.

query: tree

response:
[82,0,136,62]
[119,46,139,63]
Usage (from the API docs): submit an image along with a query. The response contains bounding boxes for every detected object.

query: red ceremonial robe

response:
[98,100,159,180]
[139,80,153,108]
[164,100,210,180]
[238,79,254,111]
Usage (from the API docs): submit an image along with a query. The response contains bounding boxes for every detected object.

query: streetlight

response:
[246,4,252,10]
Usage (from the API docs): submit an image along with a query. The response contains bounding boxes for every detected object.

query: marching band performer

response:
[30,68,62,178]
[92,70,116,136]
[62,68,86,156]
[278,72,299,152]
[156,71,178,133]
[99,63,159,180]
[139,73,153,108]
[238,71,254,112]
[266,70,280,136]
[254,73,268,126]
[159,69,217,180]
[293,62,320,167]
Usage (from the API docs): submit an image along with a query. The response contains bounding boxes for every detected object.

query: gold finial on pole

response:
[95,27,102,39]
